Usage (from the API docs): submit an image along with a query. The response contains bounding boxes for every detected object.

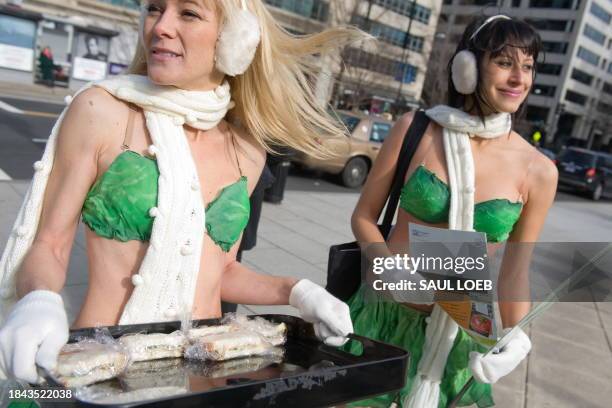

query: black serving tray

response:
[40,314,409,408]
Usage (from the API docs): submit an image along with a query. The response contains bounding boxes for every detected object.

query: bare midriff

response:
[71,228,229,329]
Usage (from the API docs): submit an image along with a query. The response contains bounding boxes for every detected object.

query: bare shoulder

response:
[392,111,416,140]
[60,86,131,149]
[509,131,558,194]
[68,86,128,121]
[229,122,266,166]
[530,148,559,187]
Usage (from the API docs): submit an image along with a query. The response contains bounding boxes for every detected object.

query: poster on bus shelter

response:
[72,32,109,81]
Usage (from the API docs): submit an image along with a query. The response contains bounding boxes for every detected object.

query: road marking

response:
[0,99,60,118]
[23,110,59,118]
[32,138,49,144]
[0,167,11,181]
[0,100,24,114]
[0,95,66,106]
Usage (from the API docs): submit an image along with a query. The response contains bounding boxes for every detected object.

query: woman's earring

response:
[215,1,261,77]
[451,50,478,95]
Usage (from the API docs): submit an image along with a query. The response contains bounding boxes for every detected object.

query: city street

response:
[1,92,612,407]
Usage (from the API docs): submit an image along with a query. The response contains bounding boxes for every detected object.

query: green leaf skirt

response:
[344,285,495,408]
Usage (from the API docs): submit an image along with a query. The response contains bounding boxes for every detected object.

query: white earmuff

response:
[450,15,511,95]
[215,0,261,76]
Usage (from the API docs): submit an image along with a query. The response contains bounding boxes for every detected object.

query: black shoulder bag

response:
[326,110,430,301]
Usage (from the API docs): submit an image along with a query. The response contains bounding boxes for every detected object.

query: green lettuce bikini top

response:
[400,165,522,243]
[81,108,250,252]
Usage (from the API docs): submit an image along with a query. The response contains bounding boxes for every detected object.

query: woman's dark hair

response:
[447,16,542,121]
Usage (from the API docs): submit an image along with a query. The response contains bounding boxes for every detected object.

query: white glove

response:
[289,279,353,347]
[469,326,531,384]
[0,290,69,383]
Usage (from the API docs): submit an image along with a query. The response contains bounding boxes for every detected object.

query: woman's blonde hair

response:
[129,0,368,157]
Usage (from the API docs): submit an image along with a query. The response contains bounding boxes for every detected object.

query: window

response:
[370,122,392,142]
[97,0,139,9]
[571,68,594,86]
[565,90,588,105]
[339,114,360,133]
[351,15,424,52]
[597,101,612,113]
[456,0,494,4]
[412,4,431,24]
[526,19,571,31]
[263,0,329,22]
[526,105,550,123]
[609,62,612,74]
[0,15,36,49]
[0,15,37,72]
[583,24,606,45]
[529,0,572,8]
[577,46,600,66]
[343,47,418,82]
[542,41,568,54]
[372,0,432,24]
[531,84,557,97]
[512,0,521,6]
[537,63,563,75]
[603,82,612,96]
[395,62,418,83]
[590,2,611,24]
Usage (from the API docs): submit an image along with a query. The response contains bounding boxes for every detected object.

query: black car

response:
[556,147,612,201]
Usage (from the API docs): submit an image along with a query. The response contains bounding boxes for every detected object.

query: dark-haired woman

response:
[347,16,557,407]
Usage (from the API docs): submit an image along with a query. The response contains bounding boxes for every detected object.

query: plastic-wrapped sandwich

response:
[54,341,130,388]
[118,331,186,362]
[185,317,287,361]
[185,331,276,361]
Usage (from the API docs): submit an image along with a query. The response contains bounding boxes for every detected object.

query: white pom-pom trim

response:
[33,161,44,171]
[0,287,15,300]
[132,274,144,286]
[64,95,73,105]
[15,226,28,237]
[149,207,160,218]
[147,145,159,156]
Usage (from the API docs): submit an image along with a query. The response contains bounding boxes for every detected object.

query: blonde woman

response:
[0,0,364,383]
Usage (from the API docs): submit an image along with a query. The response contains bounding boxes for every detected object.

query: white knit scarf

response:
[0,74,233,325]
[404,105,511,407]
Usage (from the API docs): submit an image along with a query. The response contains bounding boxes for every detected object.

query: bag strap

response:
[379,110,430,238]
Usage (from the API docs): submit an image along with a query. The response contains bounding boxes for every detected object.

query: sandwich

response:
[54,341,129,388]
[185,330,279,361]
[118,331,186,362]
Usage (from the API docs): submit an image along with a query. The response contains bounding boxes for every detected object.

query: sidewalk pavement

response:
[0,81,71,105]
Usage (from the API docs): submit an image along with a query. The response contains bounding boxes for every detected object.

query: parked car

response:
[292,110,394,187]
[556,147,612,201]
